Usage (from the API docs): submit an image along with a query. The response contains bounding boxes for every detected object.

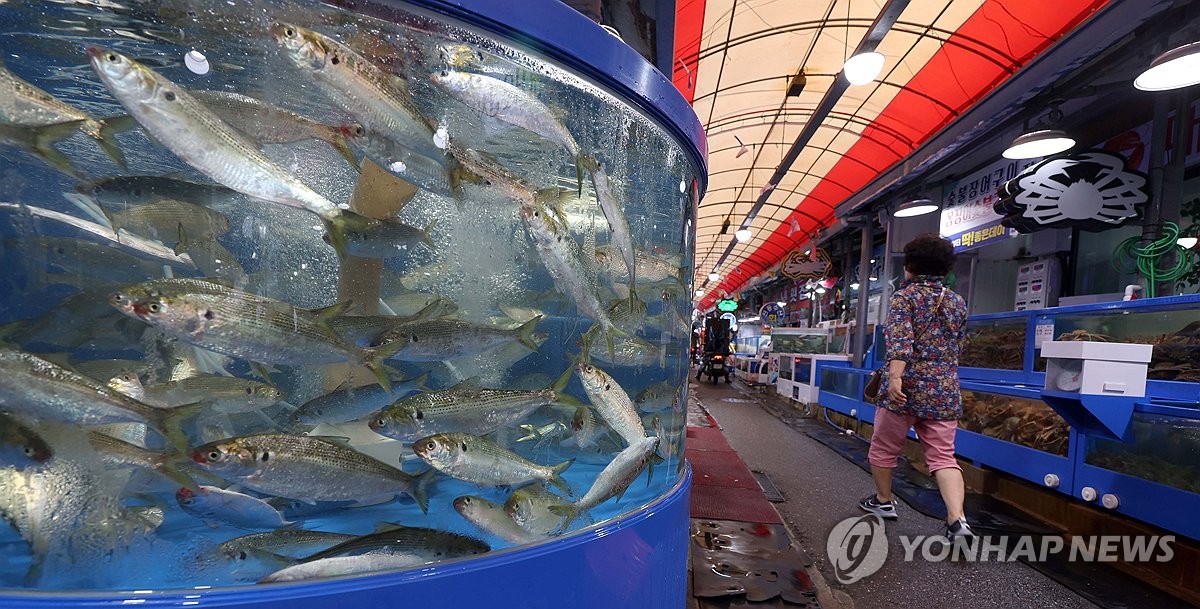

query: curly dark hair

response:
[903,233,956,276]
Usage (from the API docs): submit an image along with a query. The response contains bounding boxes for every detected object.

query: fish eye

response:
[439,69,448,77]
[23,447,34,456]
[411,334,418,342]
[204,310,214,320]
[415,410,423,420]
[373,418,386,428]
[207,451,221,461]
[261,451,270,462]
[163,90,176,102]
[245,387,253,395]
[111,293,126,303]
[460,442,468,452]
[285,27,295,37]
[238,551,248,560]
[354,125,364,136]
[462,497,471,505]
[425,441,436,451]
[148,302,162,313]
[105,53,117,62]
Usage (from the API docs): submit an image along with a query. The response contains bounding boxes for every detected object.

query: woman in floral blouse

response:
[859,233,973,538]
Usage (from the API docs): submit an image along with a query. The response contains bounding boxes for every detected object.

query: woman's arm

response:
[883,292,914,405]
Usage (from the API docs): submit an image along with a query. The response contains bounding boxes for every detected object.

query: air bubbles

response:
[679,180,686,194]
[184,50,210,75]
[433,126,449,149]
[388,160,407,173]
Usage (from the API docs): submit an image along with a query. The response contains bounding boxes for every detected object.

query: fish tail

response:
[515,314,543,351]
[174,222,189,256]
[159,402,204,452]
[410,469,435,514]
[94,115,136,170]
[324,210,374,259]
[364,356,393,395]
[549,365,574,393]
[421,219,437,250]
[547,459,574,496]
[32,120,87,178]
[575,153,585,196]
[156,458,200,491]
[326,128,361,171]
[547,503,581,532]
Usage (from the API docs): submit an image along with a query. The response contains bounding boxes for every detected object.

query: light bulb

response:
[695,289,704,297]
[735,228,751,242]
[1178,237,1198,250]
[850,282,860,290]
[708,272,719,282]
[843,52,884,85]
[1002,129,1074,160]
[1135,42,1200,91]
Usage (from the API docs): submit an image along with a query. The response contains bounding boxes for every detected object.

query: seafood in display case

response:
[958,391,1070,456]
[959,318,1026,370]
[1086,413,1200,494]
[1051,326,1200,383]
[0,0,698,593]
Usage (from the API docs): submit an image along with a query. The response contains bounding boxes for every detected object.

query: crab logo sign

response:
[781,248,832,280]
[994,150,1149,233]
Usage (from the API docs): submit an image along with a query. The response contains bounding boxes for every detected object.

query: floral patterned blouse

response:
[878,275,968,420]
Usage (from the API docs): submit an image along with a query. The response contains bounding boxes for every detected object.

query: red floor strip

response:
[687,422,783,524]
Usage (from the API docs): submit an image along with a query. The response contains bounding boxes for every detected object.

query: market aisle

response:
[688,379,1100,609]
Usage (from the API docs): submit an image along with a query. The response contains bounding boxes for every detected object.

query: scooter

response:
[696,351,732,384]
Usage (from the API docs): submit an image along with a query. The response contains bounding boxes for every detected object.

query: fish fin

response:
[514,315,542,351]
[308,435,354,448]
[411,467,436,514]
[547,459,574,496]
[174,222,189,256]
[553,392,586,409]
[363,351,394,394]
[32,120,87,178]
[156,459,200,492]
[250,362,278,386]
[646,451,664,486]
[516,424,538,443]
[95,115,136,169]
[548,365,574,393]
[241,548,298,570]
[156,404,203,453]
[326,127,361,171]
[374,520,409,533]
[547,503,580,532]
[60,191,114,230]
[309,300,354,322]
[324,211,375,259]
[420,219,437,251]
[411,370,432,392]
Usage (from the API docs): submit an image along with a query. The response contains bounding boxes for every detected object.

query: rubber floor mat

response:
[687,426,735,452]
[686,451,763,490]
[691,485,783,524]
[691,519,817,606]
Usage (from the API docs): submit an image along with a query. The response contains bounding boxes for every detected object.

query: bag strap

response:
[913,286,947,343]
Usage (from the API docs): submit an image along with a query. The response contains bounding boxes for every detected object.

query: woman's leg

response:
[915,418,965,523]
[867,407,916,501]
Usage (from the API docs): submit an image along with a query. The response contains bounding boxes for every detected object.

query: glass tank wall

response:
[0,0,698,593]
[960,317,1027,370]
[958,390,1070,456]
[1086,413,1200,494]
[1048,305,1200,382]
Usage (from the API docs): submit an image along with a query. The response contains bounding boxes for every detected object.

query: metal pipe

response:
[852,220,874,367]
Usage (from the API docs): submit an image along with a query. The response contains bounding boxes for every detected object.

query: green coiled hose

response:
[1111,222,1194,298]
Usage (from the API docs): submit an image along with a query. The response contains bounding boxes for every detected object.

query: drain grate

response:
[751,471,786,503]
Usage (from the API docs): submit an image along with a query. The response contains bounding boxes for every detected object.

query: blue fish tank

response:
[0,0,704,605]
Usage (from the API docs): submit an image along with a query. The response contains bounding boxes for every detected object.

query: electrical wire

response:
[1111,222,1194,298]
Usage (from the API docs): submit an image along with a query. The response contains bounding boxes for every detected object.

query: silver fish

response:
[430,69,581,186]
[304,523,489,563]
[220,529,355,560]
[344,126,476,198]
[374,316,541,362]
[189,90,358,168]
[109,278,397,390]
[22,235,179,285]
[0,203,195,268]
[576,363,645,447]
[259,554,425,583]
[594,245,684,285]
[328,299,450,346]
[289,371,429,428]
[271,24,441,160]
[413,432,572,494]
[78,175,240,212]
[518,197,617,348]
[0,60,127,170]
[588,333,661,369]
[582,159,636,286]
[176,485,292,529]
[454,495,542,545]
[551,436,659,528]
[191,434,424,510]
[325,217,435,259]
[126,372,283,414]
[0,413,52,468]
[381,291,459,318]
[367,369,573,442]
[110,198,230,243]
[504,485,572,537]
[86,46,372,256]
[85,430,195,489]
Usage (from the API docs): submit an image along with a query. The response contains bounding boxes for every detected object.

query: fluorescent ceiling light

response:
[894,198,940,218]
[708,272,720,282]
[1002,129,1074,159]
[843,52,884,85]
[869,275,878,281]
[1178,236,1198,250]
[735,228,752,242]
[1135,41,1200,91]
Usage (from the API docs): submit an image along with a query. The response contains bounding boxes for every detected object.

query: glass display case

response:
[960,316,1028,371]
[959,390,1069,456]
[771,328,830,355]
[0,0,702,604]
[1049,304,1200,383]
[1085,413,1200,493]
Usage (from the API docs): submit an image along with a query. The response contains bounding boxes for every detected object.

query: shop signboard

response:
[716,299,738,312]
[720,312,738,332]
[1103,99,1200,173]
[994,150,1149,233]
[939,157,1038,252]
[780,248,832,279]
[760,302,785,326]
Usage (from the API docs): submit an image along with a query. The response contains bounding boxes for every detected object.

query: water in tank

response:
[0,0,698,591]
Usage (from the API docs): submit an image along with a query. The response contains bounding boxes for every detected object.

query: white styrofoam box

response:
[1041,340,1152,397]
[1040,340,1153,363]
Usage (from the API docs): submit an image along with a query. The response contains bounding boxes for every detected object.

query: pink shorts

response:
[867,407,961,473]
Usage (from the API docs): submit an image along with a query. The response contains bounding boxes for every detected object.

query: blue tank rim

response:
[325,0,708,192]
[0,465,692,604]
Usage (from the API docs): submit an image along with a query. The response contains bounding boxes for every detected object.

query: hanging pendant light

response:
[894,198,940,218]
[708,271,720,282]
[1135,41,1200,91]
[1002,129,1075,159]
[843,51,884,85]
[735,227,752,242]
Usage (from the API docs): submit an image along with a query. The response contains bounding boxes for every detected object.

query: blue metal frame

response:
[817,294,1200,539]
[333,0,709,188]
